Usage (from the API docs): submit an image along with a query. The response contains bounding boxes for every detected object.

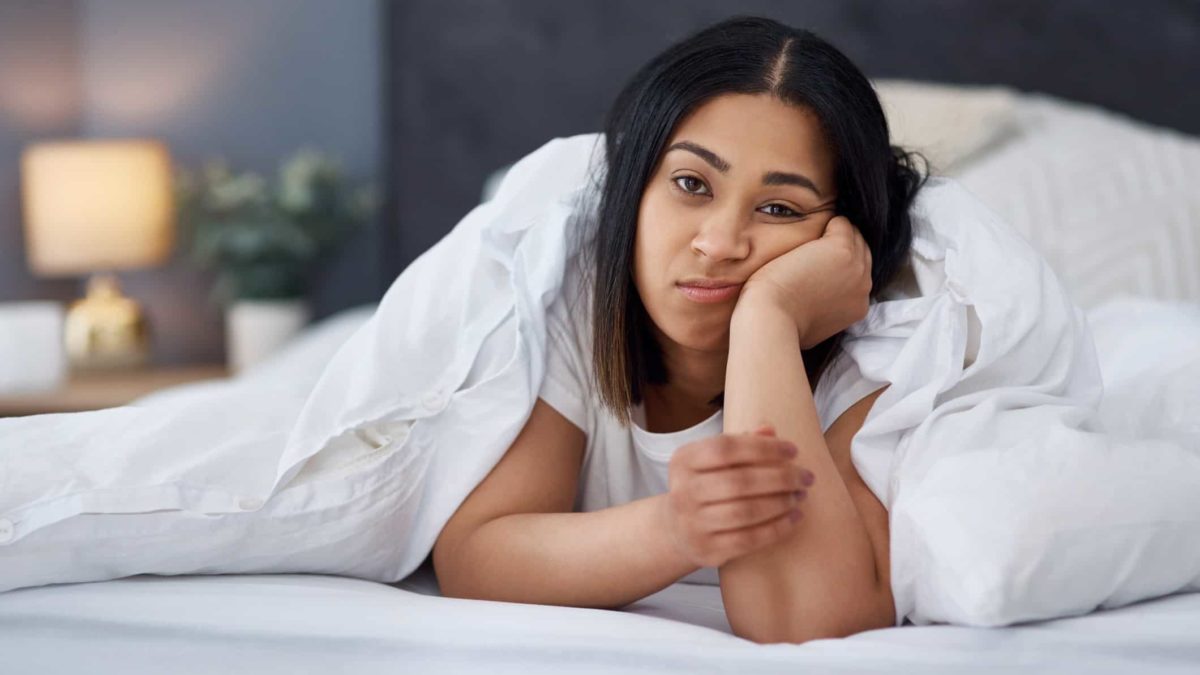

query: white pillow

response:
[953,93,1200,309]
[872,78,1019,173]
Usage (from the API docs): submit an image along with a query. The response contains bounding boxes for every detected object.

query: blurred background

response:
[0,0,1197,410]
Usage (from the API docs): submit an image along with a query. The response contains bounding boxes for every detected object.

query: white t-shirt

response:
[537,256,878,585]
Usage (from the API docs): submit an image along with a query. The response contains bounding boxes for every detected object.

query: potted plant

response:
[175,149,377,373]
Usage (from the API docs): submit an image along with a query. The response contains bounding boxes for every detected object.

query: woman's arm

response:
[434,398,700,609]
[718,294,893,644]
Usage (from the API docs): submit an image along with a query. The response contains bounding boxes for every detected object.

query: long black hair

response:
[584,15,928,426]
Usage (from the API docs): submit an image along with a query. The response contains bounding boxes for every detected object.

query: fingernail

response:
[782,443,798,457]
[788,509,803,522]
[792,490,806,501]
[801,470,815,486]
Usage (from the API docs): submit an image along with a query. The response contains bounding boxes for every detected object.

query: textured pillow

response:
[953,93,1200,310]
[872,79,1019,173]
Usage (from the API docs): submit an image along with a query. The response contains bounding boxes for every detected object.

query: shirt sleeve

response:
[537,303,591,435]
[813,347,885,434]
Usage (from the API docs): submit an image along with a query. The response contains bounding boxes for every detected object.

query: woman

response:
[433,15,928,644]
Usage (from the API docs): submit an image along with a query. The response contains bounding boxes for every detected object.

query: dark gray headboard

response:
[382,0,1199,280]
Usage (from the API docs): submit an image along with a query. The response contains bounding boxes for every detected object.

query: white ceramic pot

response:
[0,301,67,393]
[225,299,311,374]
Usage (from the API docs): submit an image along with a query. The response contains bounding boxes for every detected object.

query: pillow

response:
[871,78,1019,173]
[953,93,1200,309]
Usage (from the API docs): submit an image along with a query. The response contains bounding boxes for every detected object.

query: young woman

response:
[433,16,927,644]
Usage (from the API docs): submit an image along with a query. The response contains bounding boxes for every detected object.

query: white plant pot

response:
[225,299,311,374]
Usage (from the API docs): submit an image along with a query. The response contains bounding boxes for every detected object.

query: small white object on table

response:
[0,301,66,394]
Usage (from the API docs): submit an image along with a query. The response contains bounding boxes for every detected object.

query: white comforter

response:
[1,134,1198,628]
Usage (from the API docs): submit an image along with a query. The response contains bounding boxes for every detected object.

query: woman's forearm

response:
[438,493,699,609]
[718,295,888,643]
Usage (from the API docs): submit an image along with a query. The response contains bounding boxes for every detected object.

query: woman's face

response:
[633,93,838,354]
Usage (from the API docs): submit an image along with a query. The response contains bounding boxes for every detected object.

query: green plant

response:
[174,149,378,305]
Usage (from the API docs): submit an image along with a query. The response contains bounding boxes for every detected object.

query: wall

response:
[0,0,384,365]
[0,0,83,305]
[80,0,384,364]
[383,0,1200,279]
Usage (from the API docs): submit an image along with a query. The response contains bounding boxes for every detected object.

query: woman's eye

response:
[672,175,710,196]
[669,178,806,219]
[760,203,801,218]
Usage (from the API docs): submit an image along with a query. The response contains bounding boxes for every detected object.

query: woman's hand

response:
[662,425,816,569]
[739,216,873,349]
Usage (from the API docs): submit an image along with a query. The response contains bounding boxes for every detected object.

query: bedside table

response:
[0,365,230,417]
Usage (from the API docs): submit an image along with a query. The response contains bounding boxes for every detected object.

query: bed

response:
[2,87,1199,673]
[2,564,1198,675]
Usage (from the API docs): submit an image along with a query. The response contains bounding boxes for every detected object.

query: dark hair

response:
[583,15,928,427]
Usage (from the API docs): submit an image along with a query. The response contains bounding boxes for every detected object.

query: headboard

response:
[381,1,1199,281]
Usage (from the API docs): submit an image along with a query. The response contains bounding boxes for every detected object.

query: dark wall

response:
[384,0,1200,280]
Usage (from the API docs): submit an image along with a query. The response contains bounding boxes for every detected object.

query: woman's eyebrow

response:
[762,170,823,197]
[667,141,730,172]
[665,140,823,197]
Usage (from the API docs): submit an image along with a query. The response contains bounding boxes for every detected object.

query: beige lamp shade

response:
[21,139,174,276]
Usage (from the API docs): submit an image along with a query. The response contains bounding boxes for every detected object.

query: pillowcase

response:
[872,78,1019,173]
[953,93,1200,310]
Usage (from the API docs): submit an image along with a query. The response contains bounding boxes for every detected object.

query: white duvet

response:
[1,133,1198,628]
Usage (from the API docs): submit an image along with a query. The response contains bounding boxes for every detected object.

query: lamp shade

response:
[21,139,174,276]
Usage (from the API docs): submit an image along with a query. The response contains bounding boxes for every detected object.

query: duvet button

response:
[0,518,14,544]
[238,497,264,511]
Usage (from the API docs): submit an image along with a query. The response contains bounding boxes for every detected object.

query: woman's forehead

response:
[664,93,834,187]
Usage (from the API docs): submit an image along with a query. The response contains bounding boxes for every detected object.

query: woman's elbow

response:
[736,589,896,645]
[432,556,471,600]
[431,531,486,601]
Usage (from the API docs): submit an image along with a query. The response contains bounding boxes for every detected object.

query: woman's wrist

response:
[652,493,705,574]
[734,284,808,337]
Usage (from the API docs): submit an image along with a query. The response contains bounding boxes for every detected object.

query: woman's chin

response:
[672,326,731,353]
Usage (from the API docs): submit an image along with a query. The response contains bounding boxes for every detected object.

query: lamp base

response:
[64,273,151,371]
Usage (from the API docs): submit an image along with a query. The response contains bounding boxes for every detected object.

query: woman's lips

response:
[677,282,742,303]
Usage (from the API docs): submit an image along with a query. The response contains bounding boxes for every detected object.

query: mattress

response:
[1,565,1198,674]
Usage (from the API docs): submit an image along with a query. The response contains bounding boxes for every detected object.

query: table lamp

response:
[21,139,174,371]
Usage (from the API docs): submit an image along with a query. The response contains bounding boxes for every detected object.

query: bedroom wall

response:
[383,0,1200,281]
[0,0,384,365]
[0,0,83,306]
[78,0,384,365]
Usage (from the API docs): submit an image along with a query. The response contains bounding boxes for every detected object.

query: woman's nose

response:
[691,212,749,262]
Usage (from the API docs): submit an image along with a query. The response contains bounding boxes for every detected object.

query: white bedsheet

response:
[1,568,1197,674]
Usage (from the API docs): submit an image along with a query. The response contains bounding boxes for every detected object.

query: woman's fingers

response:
[823,214,853,239]
[681,434,796,472]
[689,464,812,503]
[666,429,816,568]
[825,216,869,257]
[698,491,806,531]
[708,508,803,558]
